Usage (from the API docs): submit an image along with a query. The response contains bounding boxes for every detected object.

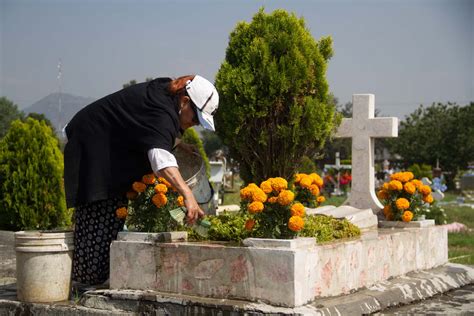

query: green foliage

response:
[188,211,252,242]
[215,8,339,184]
[182,128,211,178]
[298,156,317,174]
[408,163,432,180]
[389,102,474,186]
[0,97,24,139]
[0,118,69,230]
[201,129,224,157]
[419,202,447,225]
[25,112,56,134]
[300,215,360,243]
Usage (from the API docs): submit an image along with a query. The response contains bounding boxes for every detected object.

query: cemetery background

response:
[0,1,469,314]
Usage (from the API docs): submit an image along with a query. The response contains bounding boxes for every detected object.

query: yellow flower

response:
[132,181,147,193]
[388,180,403,191]
[299,176,313,189]
[377,190,389,200]
[245,219,255,231]
[402,210,414,222]
[420,185,432,196]
[154,183,168,194]
[260,181,273,194]
[403,182,416,195]
[290,203,305,217]
[310,184,320,196]
[251,187,268,203]
[248,201,264,214]
[309,173,324,187]
[152,193,167,208]
[395,198,410,210]
[177,196,184,207]
[277,190,294,206]
[410,179,422,189]
[317,196,326,203]
[158,177,172,188]
[142,173,156,185]
[288,216,305,232]
[268,197,278,203]
[270,177,288,192]
[126,191,138,200]
[423,194,434,204]
[116,207,128,219]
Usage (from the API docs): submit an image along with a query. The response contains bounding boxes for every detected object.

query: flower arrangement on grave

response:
[377,171,434,222]
[293,173,326,208]
[339,172,352,193]
[118,173,186,232]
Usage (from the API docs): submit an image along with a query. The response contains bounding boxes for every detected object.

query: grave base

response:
[110,225,447,307]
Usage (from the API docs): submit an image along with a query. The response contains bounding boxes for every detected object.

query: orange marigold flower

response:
[423,194,434,204]
[290,203,305,217]
[310,173,323,187]
[158,177,172,188]
[294,173,304,184]
[377,190,389,200]
[388,180,403,191]
[251,187,267,203]
[410,179,422,189]
[317,196,326,203]
[248,201,264,214]
[142,173,156,185]
[420,185,432,196]
[382,182,390,191]
[403,182,416,195]
[390,172,402,181]
[299,176,313,189]
[260,181,273,194]
[270,177,288,192]
[395,198,410,210]
[177,196,184,207]
[404,172,414,181]
[240,183,258,201]
[277,190,294,206]
[126,191,138,200]
[116,207,128,219]
[154,183,168,194]
[152,193,167,208]
[268,197,278,203]
[383,205,393,220]
[288,216,305,232]
[402,210,414,222]
[245,219,255,231]
[310,184,320,196]
[132,181,147,193]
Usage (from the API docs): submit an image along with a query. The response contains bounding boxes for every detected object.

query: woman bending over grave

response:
[63,75,219,285]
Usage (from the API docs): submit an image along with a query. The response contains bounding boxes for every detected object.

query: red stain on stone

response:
[341,286,349,295]
[230,255,248,283]
[181,279,194,291]
[350,251,358,269]
[382,264,389,279]
[314,285,322,296]
[266,264,290,283]
[321,259,333,289]
[161,251,190,275]
[359,270,367,287]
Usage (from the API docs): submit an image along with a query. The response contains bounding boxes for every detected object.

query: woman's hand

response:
[183,194,205,225]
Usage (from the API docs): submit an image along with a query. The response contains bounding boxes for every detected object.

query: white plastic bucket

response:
[15,230,74,302]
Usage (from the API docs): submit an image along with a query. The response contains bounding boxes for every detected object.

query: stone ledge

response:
[379,219,435,228]
[117,231,187,243]
[78,263,474,315]
[242,237,316,249]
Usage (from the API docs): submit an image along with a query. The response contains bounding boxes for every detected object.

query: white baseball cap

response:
[185,75,219,131]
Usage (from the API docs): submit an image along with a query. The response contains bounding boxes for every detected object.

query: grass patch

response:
[443,201,474,265]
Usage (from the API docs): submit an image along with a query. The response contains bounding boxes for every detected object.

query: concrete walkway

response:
[1,230,473,315]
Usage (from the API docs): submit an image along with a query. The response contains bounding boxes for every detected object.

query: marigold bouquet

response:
[240,177,309,239]
[117,173,185,232]
[377,171,434,222]
[293,173,326,208]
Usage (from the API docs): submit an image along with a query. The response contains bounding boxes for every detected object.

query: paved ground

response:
[1,230,473,315]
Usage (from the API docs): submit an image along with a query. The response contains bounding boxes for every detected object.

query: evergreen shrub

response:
[0,118,70,230]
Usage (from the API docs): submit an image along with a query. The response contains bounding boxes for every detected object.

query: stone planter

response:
[110,226,447,307]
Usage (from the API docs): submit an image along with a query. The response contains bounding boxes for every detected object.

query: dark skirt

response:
[72,197,126,285]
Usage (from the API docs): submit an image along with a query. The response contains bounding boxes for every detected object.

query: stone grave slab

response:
[307,205,378,230]
[110,225,447,307]
[378,219,435,228]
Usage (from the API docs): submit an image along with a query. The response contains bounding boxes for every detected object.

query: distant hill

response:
[24,93,95,132]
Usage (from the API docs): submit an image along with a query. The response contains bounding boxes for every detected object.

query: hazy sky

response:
[1,0,473,119]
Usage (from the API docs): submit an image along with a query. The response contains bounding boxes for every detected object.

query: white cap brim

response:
[197,110,215,131]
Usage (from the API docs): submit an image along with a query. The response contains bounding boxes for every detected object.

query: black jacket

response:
[64,78,180,208]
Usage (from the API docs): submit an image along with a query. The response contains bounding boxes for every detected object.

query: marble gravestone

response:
[309,94,398,230]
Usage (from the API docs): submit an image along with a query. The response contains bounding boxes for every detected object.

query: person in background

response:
[64,75,219,285]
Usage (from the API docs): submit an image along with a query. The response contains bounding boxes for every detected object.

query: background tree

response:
[182,128,211,177]
[201,129,224,158]
[389,102,474,186]
[123,77,153,89]
[0,97,24,138]
[25,112,56,134]
[215,8,339,184]
[0,118,70,230]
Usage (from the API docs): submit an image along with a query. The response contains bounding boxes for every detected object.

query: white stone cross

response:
[336,94,398,212]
